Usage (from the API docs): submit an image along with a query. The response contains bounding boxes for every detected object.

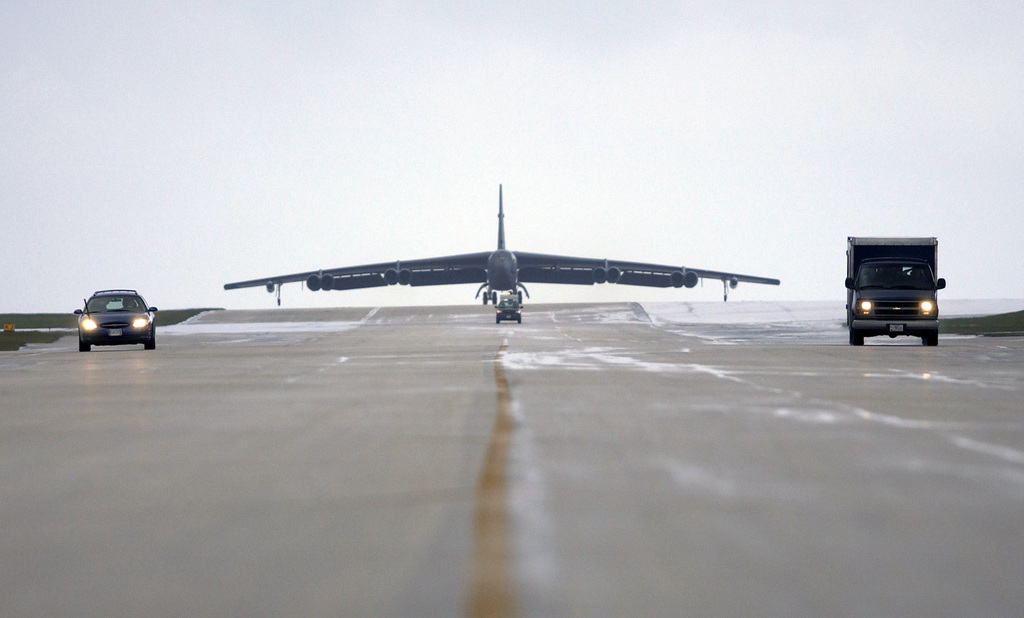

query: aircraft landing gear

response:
[722,277,738,302]
[516,283,529,303]
[476,283,491,304]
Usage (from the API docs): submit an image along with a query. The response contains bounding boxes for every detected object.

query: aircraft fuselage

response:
[486,249,518,292]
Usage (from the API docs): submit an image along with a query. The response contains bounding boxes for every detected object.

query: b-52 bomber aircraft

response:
[224,186,780,307]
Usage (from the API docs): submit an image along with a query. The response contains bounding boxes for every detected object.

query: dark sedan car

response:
[495,294,522,324]
[75,289,158,352]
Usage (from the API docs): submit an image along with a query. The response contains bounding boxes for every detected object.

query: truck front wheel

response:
[923,333,938,346]
[849,330,864,346]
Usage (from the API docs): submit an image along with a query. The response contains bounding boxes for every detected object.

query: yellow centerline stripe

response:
[466,340,517,617]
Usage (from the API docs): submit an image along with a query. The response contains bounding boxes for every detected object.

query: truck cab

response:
[846,258,945,346]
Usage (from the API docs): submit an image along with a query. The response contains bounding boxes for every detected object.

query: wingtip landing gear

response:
[266,281,282,306]
[722,277,738,302]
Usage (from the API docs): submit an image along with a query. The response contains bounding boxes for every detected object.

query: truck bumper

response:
[850,319,938,338]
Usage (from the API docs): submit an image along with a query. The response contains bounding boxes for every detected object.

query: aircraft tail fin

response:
[497,184,506,250]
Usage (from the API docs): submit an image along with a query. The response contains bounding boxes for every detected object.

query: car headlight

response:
[132,317,150,328]
[921,301,934,315]
[81,319,97,330]
[859,300,872,314]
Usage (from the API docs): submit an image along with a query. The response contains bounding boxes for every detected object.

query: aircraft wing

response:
[224,252,491,292]
[515,252,780,289]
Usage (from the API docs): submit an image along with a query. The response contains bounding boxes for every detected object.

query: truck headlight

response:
[132,317,150,328]
[81,319,97,330]
[921,301,934,315]
[859,300,872,314]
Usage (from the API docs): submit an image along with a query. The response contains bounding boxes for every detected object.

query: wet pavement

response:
[2,302,1022,616]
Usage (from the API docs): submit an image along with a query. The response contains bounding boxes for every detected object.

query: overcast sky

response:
[3,2,1022,312]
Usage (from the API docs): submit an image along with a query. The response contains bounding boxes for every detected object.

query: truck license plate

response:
[109,328,122,336]
[888,324,904,333]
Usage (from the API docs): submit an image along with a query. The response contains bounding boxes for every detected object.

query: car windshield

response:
[857,264,935,290]
[87,296,143,312]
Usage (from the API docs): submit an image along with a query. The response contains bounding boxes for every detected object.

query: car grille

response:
[101,321,131,328]
[872,302,921,318]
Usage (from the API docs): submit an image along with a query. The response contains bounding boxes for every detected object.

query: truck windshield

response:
[857,264,935,290]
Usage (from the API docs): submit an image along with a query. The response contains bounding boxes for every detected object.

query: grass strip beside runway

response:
[941,310,1024,336]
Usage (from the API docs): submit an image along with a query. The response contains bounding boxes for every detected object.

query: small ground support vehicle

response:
[846,238,944,346]
[75,289,158,352]
[495,293,522,324]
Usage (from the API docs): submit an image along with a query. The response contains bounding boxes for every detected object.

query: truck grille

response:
[872,302,921,318]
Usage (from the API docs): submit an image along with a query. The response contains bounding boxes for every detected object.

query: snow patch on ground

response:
[641,299,1023,326]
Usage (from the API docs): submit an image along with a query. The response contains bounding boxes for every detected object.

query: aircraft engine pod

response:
[729,276,739,289]
[398,269,412,285]
[383,269,399,285]
[320,274,334,291]
[593,267,608,284]
[671,271,700,288]
[607,267,622,284]
[265,281,276,293]
[305,274,321,292]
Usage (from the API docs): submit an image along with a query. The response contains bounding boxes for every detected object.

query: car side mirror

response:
[149,307,158,312]
[74,309,83,315]
[845,277,855,290]
[936,278,946,290]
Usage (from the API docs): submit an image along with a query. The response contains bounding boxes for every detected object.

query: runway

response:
[2,302,1022,616]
